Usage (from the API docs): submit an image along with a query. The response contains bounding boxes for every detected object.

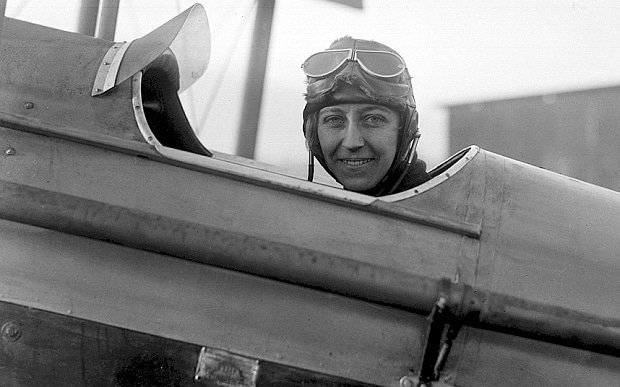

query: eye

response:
[321,115,345,126]
[364,114,386,125]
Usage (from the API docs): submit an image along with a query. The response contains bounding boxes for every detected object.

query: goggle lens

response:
[355,50,406,78]
[302,50,351,78]
[302,49,406,78]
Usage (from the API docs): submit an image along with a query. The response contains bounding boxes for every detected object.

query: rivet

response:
[103,62,110,65]
[24,101,34,109]
[95,88,102,92]
[5,147,15,156]
[2,321,22,342]
[147,136,153,142]
[437,296,447,308]
[399,376,415,387]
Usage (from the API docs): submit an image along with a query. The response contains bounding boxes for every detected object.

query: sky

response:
[5,0,620,180]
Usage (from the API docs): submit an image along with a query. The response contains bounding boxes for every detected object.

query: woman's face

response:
[317,103,400,192]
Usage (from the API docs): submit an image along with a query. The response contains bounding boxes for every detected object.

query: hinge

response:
[92,41,131,96]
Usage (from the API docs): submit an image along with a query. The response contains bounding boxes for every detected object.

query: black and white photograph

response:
[1,1,619,385]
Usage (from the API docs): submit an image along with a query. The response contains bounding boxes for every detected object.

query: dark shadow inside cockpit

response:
[140,50,212,157]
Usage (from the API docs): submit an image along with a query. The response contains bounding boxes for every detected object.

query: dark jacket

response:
[359,157,431,196]
[391,158,431,194]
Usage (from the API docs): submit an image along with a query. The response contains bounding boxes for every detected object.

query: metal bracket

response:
[402,278,463,387]
[91,41,131,96]
[418,297,460,385]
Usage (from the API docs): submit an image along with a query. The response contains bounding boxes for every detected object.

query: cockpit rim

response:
[132,67,478,207]
[131,68,481,239]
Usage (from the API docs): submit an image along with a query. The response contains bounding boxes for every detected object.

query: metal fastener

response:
[399,376,415,387]
[24,101,34,109]
[2,321,22,342]
[5,147,15,156]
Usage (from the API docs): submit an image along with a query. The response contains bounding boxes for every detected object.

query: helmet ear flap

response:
[303,111,340,183]
[303,112,318,182]
[303,111,321,159]
[374,106,419,195]
[398,106,419,163]
[407,107,419,137]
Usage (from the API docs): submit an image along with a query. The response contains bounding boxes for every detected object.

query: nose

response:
[341,120,364,151]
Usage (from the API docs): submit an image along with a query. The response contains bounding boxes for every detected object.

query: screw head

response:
[2,321,22,342]
[5,147,15,156]
[399,376,415,387]
[24,102,34,109]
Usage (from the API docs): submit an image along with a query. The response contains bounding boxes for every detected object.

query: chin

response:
[342,180,376,193]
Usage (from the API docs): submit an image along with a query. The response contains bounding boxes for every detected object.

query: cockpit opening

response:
[140,49,212,157]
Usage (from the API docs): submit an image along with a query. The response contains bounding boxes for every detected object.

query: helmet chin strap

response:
[307,151,315,182]
[384,131,421,195]
[409,132,421,164]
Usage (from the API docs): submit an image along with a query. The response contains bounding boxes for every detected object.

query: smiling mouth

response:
[340,159,373,167]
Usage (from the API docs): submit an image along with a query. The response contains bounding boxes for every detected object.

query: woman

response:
[301,36,430,196]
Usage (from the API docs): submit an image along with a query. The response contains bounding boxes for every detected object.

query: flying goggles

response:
[302,48,407,79]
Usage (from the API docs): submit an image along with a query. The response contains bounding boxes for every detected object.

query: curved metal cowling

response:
[0,5,619,387]
[387,148,620,384]
[0,16,141,142]
[392,147,620,326]
[0,4,210,149]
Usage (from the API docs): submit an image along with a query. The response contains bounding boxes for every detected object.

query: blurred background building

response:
[449,86,620,191]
